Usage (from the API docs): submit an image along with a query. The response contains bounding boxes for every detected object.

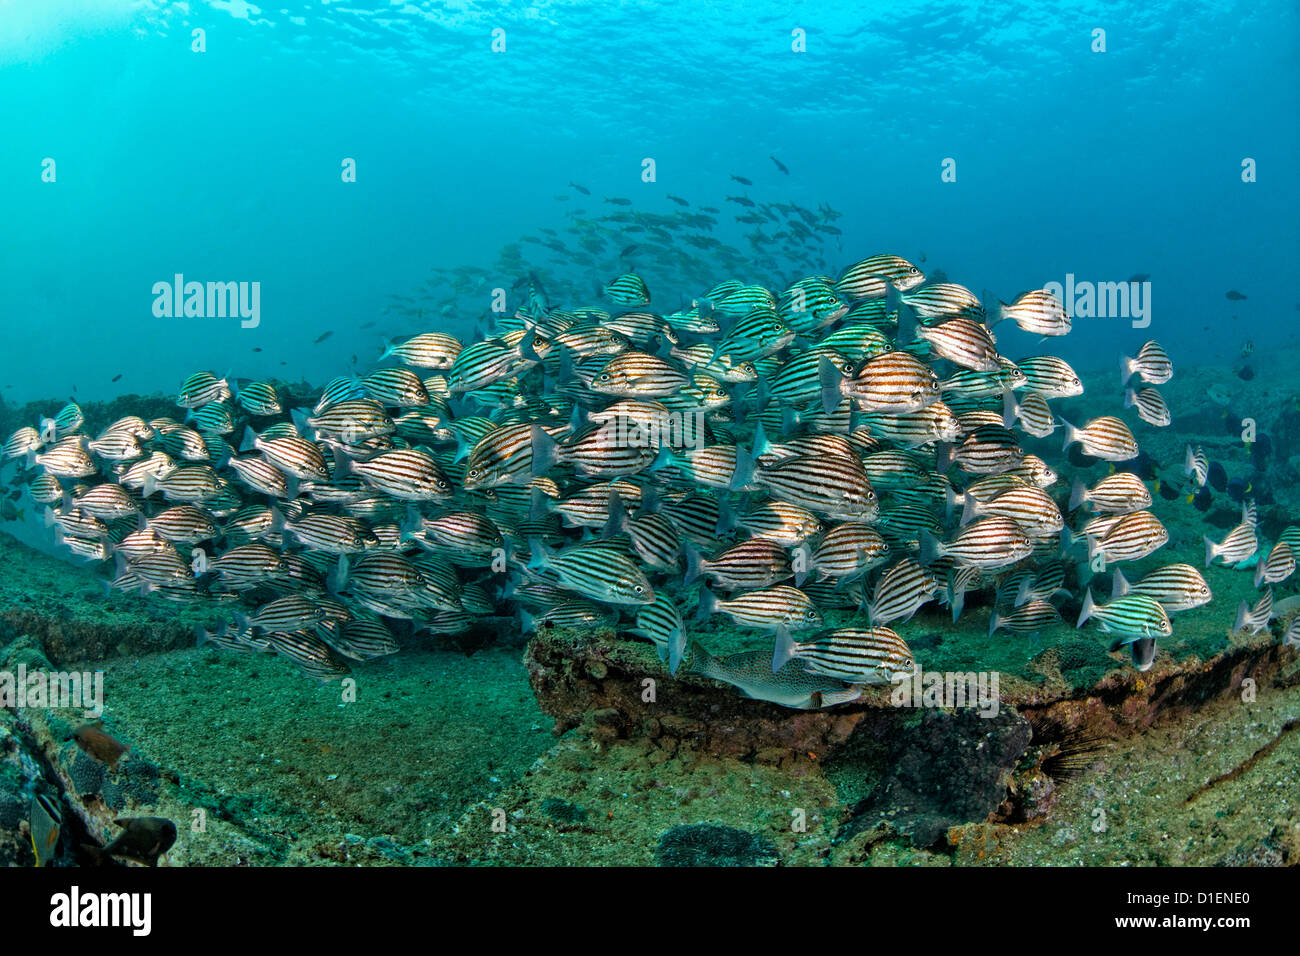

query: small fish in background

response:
[29,792,62,867]
[313,330,334,344]
[770,156,789,174]
[730,174,752,185]
[1204,520,1258,568]
[73,722,129,772]
[1119,340,1173,385]
[1234,589,1273,635]
[111,373,122,383]
[666,194,690,206]
[1225,289,1247,300]
[84,817,178,868]
[1124,387,1171,427]
[1255,542,1295,587]
[1128,272,1151,282]
[604,197,631,206]
[1184,445,1209,487]
[568,181,590,195]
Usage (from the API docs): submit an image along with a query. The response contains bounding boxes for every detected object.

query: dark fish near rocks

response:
[85,817,178,867]
[73,722,129,772]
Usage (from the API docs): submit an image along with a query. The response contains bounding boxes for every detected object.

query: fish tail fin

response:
[1076,588,1096,628]
[988,611,1001,639]
[683,543,704,585]
[1059,419,1078,451]
[730,445,756,490]
[918,529,942,566]
[1203,535,1216,568]
[771,625,796,673]
[1068,478,1088,512]
[959,491,978,526]
[818,356,845,415]
[1112,567,1130,597]
[529,425,559,477]
[1119,354,1134,386]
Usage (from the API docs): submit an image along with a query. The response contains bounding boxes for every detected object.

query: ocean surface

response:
[0,1,1298,870]
[2,0,1297,403]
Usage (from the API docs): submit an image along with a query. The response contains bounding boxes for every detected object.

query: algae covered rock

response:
[654,823,780,867]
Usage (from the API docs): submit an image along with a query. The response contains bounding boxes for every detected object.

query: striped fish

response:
[701,585,822,631]
[826,351,940,415]
[899,283,984,321]
[807,522,889,581]
[1184,445,1209,487]
[833,254,924,300]
[1255,542,1295,588]
[868,559,938,625]
[381,332,463,370]
[1016,356,1083,398]
[284,514,374,553]
[1124,387,1171,427]
[318,619,401,660]
[345,449,452,501]
[1069,473,1151,514]
[34,440,97,478]
[264,631,352,681]
[86,430,142,462]
[143,466,226,503]
[527,540,655,606]
[730,501,821,546]
[244,430,330,481]
[1234,588,1273,635]
[773,625,914,683]
[211,544,288,585]
[304,399,395,443]
[590,351,688,398]
[1112,564,1211,612]
[177,371,230,409]
[447,336,539,394]
[238,595,330,634]
[1120,340,1173,386]
[1003,392,1057,438]
[735,450,878,520]
[861,402,961,447]
[463,423,559,490]
[227,456,291,498]
[921,517,1033,569]
[603,273,651,306]
[362,367,430,407]
[1061,416,1139,461]
[627,593,687,674]
[1204,522,1257,568]
[945,424,1023,474]
[1088,511,1167,564]
[3,426,42,459]
[1077,590,1171,638]
[962,486,1062,537]
[686,538,791,591]
[989,600,1062,636]
[992,289,1070,336]
[912,317,1000,372]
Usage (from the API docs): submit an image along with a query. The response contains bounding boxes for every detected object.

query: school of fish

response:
[6,252,1298,708]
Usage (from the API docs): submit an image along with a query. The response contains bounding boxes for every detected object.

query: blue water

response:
[1,0,1297,403]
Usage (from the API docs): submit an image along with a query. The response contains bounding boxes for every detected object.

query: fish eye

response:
[634,584,645,594]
